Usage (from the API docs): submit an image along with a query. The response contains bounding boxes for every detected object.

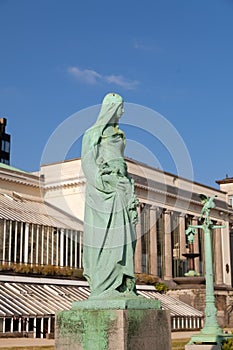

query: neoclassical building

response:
[0,158,233,337]
[40,157,233,286]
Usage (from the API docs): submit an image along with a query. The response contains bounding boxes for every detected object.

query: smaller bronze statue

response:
[199,194,217,223]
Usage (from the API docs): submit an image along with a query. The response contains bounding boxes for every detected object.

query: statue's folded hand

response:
[116,177,130,190]
[101,173,131,192]
[101,173,119,189]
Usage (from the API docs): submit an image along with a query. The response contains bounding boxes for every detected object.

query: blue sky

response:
[0,0,233,189]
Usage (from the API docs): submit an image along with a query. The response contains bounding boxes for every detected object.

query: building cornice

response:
[216,177,233,185]
[0,169,41,188]
[43,178,85,190]
[126,157,226,194]
[133,174,232,217]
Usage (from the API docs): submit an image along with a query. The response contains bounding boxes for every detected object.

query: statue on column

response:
[199,194,216,224]
[186,194,233,346]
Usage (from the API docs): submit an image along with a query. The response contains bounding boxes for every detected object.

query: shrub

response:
[222,336,233,349]
[155,282,168,293]
[135,273,159,285]
[0,262,84,279]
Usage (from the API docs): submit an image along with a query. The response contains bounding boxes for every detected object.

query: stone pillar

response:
[134,205,142,274]
[179,213,186,259]
[214,223,223,285]
[192,216,200,274]
[164,210,172,280]
[149,206,157,276]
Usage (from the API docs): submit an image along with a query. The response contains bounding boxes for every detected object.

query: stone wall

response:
[168,288,233,328]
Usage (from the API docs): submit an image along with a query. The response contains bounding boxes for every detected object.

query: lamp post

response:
[183,228,200,277]
[187,195,233,347]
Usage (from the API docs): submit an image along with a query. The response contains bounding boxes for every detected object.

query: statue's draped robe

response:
[81,101,137,298]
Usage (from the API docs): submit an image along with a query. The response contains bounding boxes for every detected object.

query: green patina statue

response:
[81,92,139,299]
[187,194,233,346]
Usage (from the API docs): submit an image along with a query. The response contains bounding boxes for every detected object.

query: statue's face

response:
[125,278,134,290]
[116,103,124,119]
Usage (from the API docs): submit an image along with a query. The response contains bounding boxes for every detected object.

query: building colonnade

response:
[134,203,224,283]
[0,208,225,283]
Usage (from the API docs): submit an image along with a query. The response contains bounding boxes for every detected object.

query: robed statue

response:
[81,93,139,299]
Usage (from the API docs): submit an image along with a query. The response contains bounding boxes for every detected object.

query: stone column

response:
[149,206,157,276]
[179,213,186,259]
[134,205,142,274]
[164,210,172,280]
[214,222,223,285]
[192,216,200,274]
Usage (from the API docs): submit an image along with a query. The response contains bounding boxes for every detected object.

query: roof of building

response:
[0,279,203,318]
[216,176,233,185]
[0,163,30,174]
[0,163,40,189]
[0,193,83,230]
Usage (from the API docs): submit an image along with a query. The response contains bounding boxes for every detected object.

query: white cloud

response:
[68,66,139,90]
[68,67,101,85]
[105,75,139,90]
[133,39,162,52]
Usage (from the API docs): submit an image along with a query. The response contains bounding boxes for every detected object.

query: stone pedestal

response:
[185,345,221,350]
[55,298,171,350]
[185,332,233,350]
